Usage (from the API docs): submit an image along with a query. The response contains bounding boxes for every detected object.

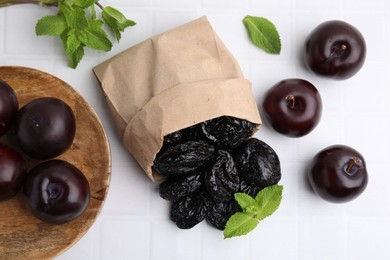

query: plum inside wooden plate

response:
[0,66,111,259]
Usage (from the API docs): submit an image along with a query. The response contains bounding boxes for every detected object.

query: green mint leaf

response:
[73,0,96,9]
[67,45,85,69]
[234,193,256,211]
[60,30,85,69]
[40,0,58,4]
[60,4,89,30]
[224,212,258,239]
[90,4,96,20]
[77,20,112,51]
[65,29,82,54]
[35,15,67,36]
[243,15,281,54]
[102,6,136,41]
[255,185,283,221]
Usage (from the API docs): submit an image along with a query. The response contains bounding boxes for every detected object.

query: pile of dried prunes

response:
[152,116,281,230]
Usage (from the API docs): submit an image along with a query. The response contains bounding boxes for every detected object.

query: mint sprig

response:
[243,15,281,55]
[224,185,283,239]
[33,0,136,68]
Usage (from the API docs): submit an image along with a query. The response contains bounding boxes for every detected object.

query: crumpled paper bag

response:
[93,16,261,181]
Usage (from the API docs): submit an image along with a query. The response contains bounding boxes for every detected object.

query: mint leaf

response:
[65,29,82,55]
[243,15,281,54]
[73,0,96,9]
[66,44,85,69]
[77,20,112,51]
[102,6,136,41]
[255,185,283,220]
[40,0,59,4]
[61,30,85,68]
[34,0,135,68]
[35,15,67,36]
[224,212,258,239]
[224,184,283,238]
[234,193,256,211]
[60,4,89,30]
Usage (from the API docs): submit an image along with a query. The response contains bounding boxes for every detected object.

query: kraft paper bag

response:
[93,16,261,181]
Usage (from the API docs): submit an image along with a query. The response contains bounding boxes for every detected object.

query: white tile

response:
[347,163,390,216]
[299,217,347,260]
[104,0,151,7]
[200,224,250,260]
[345,15,389,61]
[207,13,251,60]
[296,115,344,163]
[344,115,390,164]
[100,217,148,259]
[343,0,387,12]
[150,219,201,260]
[4,6,54,55]
[201,0,248,9]
[152,11,200,35]
[348,217,390,260]
[298,173,347,216]
[275,165,298,217]
[153,0,198,8]
[344,62,387,114]
[100,166,150,216]
[250,0,293,9]
[1,58,51,72]
[250,217,298,260]
[296,0,342,10]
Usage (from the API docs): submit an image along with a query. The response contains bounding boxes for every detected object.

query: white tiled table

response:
[1,1,390,259]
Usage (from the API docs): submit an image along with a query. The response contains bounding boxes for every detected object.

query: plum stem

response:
[285,95,296,109]
[330,44,347,59]
[346,157,361,173]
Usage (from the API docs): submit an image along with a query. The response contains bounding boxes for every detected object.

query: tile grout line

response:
[291,0,302,258]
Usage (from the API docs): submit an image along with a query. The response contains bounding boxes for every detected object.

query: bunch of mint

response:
[224,185,283,239]
[34,0,135,68]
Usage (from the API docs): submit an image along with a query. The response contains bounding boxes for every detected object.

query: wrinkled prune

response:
[162,123,205,149]
[235,138,281,187]
[159,172,203,201]
[204,150,240,202]
[153,140,215,177]
[206,199,240,230]
[163,131,183,146]
[239,180,263,198]
[170,189,212,229]
[201,116,256,149]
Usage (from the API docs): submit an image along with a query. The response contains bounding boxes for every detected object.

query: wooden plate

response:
[0,66,111,259]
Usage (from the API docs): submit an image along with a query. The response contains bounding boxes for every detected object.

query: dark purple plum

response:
[14,97,76,160]
[308,145,368,203]
[23,160,90,224]
[303,20,366,80]
[262,78,322,137]
[0,145,26,201]
[0,80,18,137]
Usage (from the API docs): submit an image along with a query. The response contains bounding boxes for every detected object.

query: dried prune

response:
[235,138,281,187]
[162,123,205,149]
[163,131,183,146]
[239,180,263,198]
[204,150,240,202]
[206,199,240,230]
[159,172,203,201]
[170,189,212,229]
[153,140,215,177]
[201,116,256,149]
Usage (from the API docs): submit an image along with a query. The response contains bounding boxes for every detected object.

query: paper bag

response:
[93,16,261,181]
